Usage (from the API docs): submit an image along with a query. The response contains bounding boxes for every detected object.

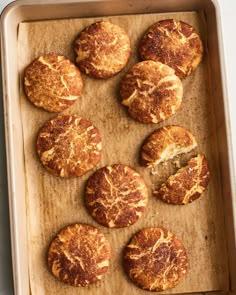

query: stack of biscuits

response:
[23,19,210,292]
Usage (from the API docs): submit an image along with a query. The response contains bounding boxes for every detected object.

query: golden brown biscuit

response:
[120,61,183,124]
[37,114,102,177]
[123,227,188,291]
[24,54,83,112]
[48,223,111,286]
[139,19,203,78]
[74,21,131,79]
[154,154,210,205]
[141,125,197,168]
[85,164,148,228]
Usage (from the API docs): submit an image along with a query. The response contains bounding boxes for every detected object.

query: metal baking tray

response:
[1,0,236,294]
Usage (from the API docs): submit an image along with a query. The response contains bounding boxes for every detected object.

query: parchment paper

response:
[18,12,229,295]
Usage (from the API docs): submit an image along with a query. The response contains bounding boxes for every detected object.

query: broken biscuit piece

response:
[154,154,210,205]
[141,125,197,168]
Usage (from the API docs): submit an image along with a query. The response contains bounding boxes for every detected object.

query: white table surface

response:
[0,0,235,294]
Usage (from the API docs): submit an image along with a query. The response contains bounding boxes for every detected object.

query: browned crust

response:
[47,223,111,286]
[141,125,197,167]
[123,227,188,291]
[24,54,83,112]
[74,21,131,79]
[120,60,183,124]
[85,164,148,228]
[139,19,203,78]
[154,154,210,205]
[36,114,102,177]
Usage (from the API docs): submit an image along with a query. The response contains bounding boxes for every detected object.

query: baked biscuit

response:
[24,54,83,112]
[37,114,102,177]
[141,125,197,168]
[85,164,148,228]
[139,19,203,78]
[48,223,111,286]
[123,227,187,291]
[154,154,210,205]
[120,61,183,124]
[74,21,131,78]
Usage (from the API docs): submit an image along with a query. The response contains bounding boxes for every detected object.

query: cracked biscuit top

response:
[48,223,111,286]
[123,227,188,291]
[139,19,203,78]
[36,114,102,177]
[85,164,148,228]
[154,154,210,205]
[24,54,83,112]
[120,60,183,124]
[74,21,131,79]
[141,125,197,168]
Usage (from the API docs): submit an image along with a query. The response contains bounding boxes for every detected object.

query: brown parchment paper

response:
[18,12,229,295]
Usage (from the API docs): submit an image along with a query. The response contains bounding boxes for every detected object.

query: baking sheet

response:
[17,12,229,294]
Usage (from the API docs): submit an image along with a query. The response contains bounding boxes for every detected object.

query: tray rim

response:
[1,0,236,294]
